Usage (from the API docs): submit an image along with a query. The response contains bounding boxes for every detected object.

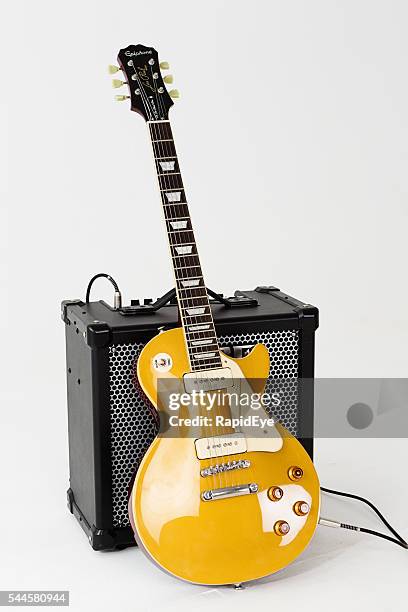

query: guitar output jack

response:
[288,466,303,481]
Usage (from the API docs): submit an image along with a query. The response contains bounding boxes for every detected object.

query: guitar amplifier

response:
[62,285,318,551]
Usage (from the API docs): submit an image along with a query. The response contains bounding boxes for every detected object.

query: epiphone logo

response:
[125,49,152,57]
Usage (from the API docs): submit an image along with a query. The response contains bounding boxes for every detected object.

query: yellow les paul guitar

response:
[112,44,320,586]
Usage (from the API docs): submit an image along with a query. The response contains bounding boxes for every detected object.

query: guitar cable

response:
[319,486,408,549]
[85,273,122,309]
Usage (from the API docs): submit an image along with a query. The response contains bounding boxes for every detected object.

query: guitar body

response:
[129,327,320,585]
[115,43,321,584]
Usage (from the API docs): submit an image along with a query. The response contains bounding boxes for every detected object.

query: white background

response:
[0,1,407,610]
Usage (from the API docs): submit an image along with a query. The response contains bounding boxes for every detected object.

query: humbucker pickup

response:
[183,367,234,394]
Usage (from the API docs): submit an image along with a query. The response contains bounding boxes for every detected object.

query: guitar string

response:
[130,61,226,498]
[159,119,227,493]
[151,120,223,492]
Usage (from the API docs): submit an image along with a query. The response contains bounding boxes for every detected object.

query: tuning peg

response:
[112,79,126,88]
[108,65,120,74]
[169,89,180,99]
[115,95,130,102]
[163,75,174,84]
[159,61,170,70]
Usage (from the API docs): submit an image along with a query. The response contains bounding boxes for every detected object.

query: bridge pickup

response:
[195,433,247,460]
[201,483,259,501]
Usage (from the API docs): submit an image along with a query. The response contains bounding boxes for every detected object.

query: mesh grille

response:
[108,328,299,527]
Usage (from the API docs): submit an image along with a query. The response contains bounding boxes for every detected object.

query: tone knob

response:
[267,486,283,501]
[288,466,303,481]
[293,501,310,516]
[274,520,290,536]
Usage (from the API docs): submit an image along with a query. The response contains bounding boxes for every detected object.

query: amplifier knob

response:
[267,486,284,501]
[274,520,290,536]
[293,501,310,516]
[288,466,303,481]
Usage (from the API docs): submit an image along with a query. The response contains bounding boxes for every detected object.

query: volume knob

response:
[274,520,290,536]
[293,501,310,516]
[267,486,283,501]
[288,466,304,481]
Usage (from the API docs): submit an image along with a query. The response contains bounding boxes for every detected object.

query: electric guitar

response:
[111,44,320,585]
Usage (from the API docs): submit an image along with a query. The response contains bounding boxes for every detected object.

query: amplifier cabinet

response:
[62,286,318,550]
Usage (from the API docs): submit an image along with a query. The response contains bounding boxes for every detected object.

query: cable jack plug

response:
[114,290,122,310]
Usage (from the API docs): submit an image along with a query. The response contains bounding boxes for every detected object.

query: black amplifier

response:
[62,285,318,551]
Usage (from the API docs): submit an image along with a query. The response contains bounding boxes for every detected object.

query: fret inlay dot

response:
[159,161,175,171]
[175,245,193,255]
[186,307,206,315]
[166,191,181,202]
[170,221,188,229]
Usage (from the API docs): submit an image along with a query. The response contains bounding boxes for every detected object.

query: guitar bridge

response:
[201,483,259,501]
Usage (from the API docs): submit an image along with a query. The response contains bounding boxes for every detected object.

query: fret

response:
[172,256,199,262]
[163,202,188,206]
[172,241,195,246]
[178,283,204,290]
[149,121,222,371]
[178,297,208,304]
[174,264,202,271]
[187,329,217,343]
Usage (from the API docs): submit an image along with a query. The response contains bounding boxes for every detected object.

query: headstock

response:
[109,44,179,121]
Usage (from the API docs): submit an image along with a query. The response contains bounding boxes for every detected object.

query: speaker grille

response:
[108,329,299,527]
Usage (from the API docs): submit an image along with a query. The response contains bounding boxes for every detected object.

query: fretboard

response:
[148,120,222,372]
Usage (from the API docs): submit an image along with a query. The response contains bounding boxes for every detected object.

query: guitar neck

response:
[148,120,222,372]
